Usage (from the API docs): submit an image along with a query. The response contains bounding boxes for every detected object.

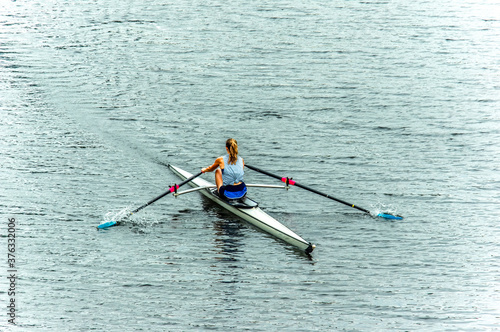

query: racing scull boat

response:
[169,165,315,254]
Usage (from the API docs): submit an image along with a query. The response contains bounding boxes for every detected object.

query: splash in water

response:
[101,206,160,228]
[103,206,133,224]
[371,202,402,220]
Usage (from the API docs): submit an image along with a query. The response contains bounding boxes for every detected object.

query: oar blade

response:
[377,213,403,220]
[97,220,119,229]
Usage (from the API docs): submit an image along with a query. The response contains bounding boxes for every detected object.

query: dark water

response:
[1,0,499,330]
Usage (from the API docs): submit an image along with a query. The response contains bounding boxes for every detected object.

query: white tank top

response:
[221,155,244,185]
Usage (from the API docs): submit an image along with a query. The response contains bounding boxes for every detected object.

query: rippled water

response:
[1,0,499,330]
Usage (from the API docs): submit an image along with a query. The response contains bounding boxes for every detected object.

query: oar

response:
[246,165,402,220]
[97,171,203,229]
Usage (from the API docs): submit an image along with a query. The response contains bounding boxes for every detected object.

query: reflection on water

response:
[202,196,246,262]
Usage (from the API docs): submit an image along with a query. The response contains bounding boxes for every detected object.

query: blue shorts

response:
[219,182,247,199]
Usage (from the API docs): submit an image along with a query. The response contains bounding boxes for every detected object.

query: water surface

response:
[1,0,499,330]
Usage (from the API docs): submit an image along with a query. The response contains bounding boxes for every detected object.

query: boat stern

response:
[305,243,316,254]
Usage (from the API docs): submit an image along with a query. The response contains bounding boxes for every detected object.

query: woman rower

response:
[201,138,247,199]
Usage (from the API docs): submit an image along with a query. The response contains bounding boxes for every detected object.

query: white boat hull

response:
[169,165,315,254]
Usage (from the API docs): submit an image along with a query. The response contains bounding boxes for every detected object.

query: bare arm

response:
[202,157,224,173]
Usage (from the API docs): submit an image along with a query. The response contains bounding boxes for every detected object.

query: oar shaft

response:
[131,171,203,214]
[245,164,283,181]
[246,164,371,214]
[98,170,203,229]
[294,182,370,214]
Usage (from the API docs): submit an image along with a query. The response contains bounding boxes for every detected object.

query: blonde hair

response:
[226,138,238,165]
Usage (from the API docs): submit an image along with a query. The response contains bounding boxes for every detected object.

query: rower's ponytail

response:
[226,138,238,165]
